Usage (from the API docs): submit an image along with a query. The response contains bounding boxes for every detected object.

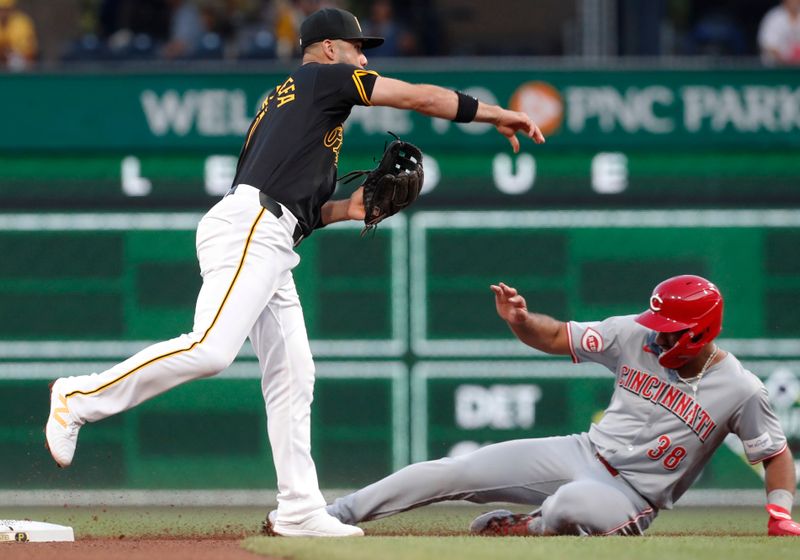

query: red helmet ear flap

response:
[657,330,695,369]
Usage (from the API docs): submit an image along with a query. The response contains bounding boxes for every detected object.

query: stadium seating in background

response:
[687,15,747,56]
[109,31,157,60]
[61,34,109,61]
[237,29,276,60]
[191,31,224,60]
[61,32,159,62]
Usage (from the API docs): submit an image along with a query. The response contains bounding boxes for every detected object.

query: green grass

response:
[243,506,799,560]
[340,505,768,536]
[2,505,798,559]
[243,535,800,560]
[0,505,265,539]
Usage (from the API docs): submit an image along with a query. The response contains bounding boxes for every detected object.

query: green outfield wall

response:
[1,211,800,490]
[1,67,799,208]
[3,68,800,150]
[1,66,799,492]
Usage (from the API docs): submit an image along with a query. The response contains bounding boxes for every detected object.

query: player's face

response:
[654,329,687,352]
[337,40,368,68]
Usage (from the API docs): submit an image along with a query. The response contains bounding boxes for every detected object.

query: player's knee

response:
[296,356,315,382]
[542,483,602,535]
[198,345,238,376]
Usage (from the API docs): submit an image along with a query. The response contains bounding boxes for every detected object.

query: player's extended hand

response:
[494,109,545,153]
[491,282,529,325]
[766,504,800,536]
[346,186,367,221]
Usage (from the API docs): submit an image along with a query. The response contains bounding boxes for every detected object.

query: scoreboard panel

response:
[2,209,800,489]
[411,210,800,357]
[2,150,799,208]
[0,214,405,355]
[411,360,799,489]
[2,65,799,492]
[0,362,407,489]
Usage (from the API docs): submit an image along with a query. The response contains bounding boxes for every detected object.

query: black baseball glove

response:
[340,137,424,234]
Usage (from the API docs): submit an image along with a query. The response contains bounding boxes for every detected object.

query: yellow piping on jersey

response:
[244,111,264,151]
[65,208,268,399]
[352,70,378,105]
[244,98,271,151]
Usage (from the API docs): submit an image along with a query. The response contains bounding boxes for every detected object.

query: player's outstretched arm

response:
[319,186,366,226]
[491,282,571,355]
[763,448,800,536]
[370,77,545,153]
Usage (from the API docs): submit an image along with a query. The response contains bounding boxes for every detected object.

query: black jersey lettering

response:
[323,126,344,165]
[277,76,295,93]
[232,63,380,238]
[244,93,275,150]
[276,78,296,108]
[277,94,296,107]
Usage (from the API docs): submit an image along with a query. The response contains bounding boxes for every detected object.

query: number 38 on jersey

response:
[647,435,688,471]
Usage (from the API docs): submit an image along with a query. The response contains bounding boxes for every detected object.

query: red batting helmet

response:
[634,275,723,369]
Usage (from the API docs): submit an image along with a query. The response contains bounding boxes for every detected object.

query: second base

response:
[0,520,75,543]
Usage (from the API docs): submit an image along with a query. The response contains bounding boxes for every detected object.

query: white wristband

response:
[767,489,794,513]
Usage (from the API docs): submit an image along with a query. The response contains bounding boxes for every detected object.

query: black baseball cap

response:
[300,8,384,50]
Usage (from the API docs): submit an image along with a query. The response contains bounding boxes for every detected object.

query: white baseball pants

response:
[61,184,326,521]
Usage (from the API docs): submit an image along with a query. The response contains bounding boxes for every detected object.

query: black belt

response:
[257,193,305,246]
[258,192,285,218]
[226,186,303,246]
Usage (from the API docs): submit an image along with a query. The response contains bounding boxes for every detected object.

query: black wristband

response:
[454,91,479,123]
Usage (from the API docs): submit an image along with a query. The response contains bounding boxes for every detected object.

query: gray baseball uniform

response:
[327,315,788,535]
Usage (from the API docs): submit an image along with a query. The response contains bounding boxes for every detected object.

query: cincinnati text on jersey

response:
[619,366,717,442]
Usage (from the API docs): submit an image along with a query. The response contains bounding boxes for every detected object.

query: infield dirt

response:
[1,537,266,560]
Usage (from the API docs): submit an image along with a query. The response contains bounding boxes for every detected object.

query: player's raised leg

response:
[45,197,292,468]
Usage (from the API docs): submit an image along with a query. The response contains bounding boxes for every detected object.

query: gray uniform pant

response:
[327,433,657,535]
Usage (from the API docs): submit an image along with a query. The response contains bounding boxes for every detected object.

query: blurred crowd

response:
[758,0,800,65]
[1,0,799,70]
[0,0,38,70]
[64,0,427,62]
[1,0,433,68]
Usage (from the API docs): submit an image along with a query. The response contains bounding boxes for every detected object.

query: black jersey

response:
[232,62,379,238]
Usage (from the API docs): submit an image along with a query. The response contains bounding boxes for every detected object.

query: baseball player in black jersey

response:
[45,7,544,537]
